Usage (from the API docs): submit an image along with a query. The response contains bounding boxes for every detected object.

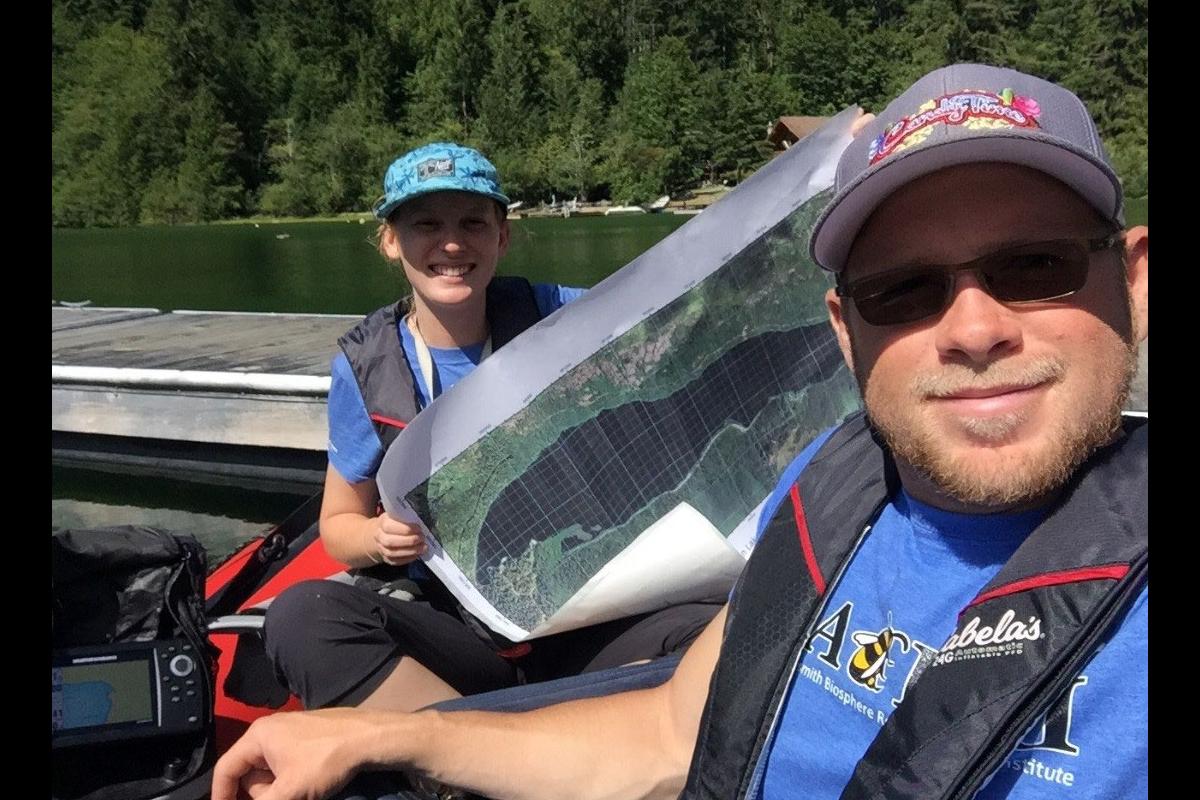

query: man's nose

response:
[933,271,1024,366]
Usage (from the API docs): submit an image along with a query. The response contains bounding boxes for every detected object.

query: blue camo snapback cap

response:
[809,63,1125,272]
[373,142,510,220]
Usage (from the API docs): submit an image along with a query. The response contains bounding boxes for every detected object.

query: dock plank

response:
[53,307,163,332]
[52,310,362,375]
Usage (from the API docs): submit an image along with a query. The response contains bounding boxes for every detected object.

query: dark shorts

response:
[263,577,722,709]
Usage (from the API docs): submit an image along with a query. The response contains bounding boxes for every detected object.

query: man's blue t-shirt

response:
[750,431,1148,800]
[327,283,585,483]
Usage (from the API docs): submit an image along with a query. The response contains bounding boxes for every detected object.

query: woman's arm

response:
[318,464,426,568]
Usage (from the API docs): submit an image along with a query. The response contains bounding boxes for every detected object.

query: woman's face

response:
[381,191,509,313]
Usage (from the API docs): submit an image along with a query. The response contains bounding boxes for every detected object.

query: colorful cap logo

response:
[869,89,1042,165]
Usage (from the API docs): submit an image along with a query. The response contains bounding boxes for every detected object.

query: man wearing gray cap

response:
[214,63,1148,800]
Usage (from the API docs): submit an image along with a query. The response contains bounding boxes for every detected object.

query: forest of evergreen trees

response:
[51,0,1147,227]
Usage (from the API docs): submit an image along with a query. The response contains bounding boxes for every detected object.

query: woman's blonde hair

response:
[373,221,393,260]
[367,220,413,314]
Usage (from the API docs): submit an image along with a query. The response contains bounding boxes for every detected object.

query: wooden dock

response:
[53,307,361,485]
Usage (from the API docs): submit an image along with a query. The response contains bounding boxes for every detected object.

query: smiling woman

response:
[257,141,722,720]
[317,143,586,572]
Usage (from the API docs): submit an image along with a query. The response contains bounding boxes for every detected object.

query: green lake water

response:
[52,215,690,313]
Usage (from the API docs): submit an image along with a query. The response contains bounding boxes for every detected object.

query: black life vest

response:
[337,276,543,449]
[684,411,1147,800]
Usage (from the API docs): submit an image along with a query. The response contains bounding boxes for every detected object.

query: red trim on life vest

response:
[964,564,1130,611]
[789,484,826,595]
[370,414,408,429]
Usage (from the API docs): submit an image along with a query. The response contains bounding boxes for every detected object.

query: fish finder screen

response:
[52,659,154,732]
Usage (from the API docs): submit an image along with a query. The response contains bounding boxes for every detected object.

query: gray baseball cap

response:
[809,63,1125,272]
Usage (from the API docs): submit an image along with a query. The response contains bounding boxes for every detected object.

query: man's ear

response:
[1123,225,1148,343]
[826,287,856,373]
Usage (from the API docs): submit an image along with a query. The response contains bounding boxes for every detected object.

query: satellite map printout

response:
[378,108,863,641]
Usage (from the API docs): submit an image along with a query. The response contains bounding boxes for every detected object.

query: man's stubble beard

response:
[852,335,1137,509]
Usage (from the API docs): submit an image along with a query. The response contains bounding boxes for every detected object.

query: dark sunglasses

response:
[836,234,1123,326]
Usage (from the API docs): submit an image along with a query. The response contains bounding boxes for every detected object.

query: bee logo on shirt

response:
[848,626,911,692]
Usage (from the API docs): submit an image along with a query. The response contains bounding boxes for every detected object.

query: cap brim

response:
[810,131,1124,271]
[373,180,511,220]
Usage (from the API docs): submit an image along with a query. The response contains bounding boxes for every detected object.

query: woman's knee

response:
[262,580,366,665]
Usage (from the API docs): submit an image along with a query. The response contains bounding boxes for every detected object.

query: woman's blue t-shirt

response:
[327,283,584,483]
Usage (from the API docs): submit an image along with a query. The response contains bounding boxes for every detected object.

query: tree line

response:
[52,0,1147,227]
